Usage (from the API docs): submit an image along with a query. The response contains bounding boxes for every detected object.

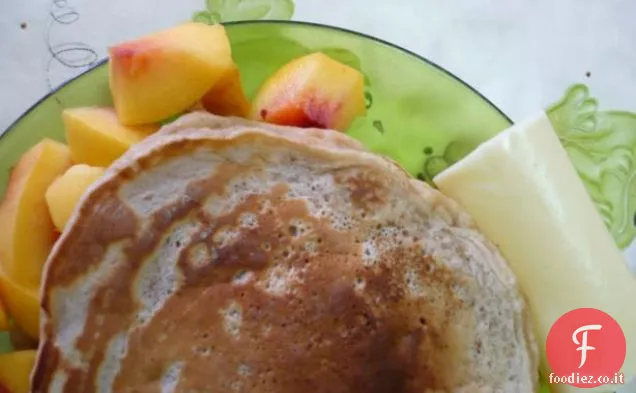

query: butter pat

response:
[434,112,635,393]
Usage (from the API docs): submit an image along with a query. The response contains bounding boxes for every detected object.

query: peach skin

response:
[250,52,366,131]
[109,22,234,125]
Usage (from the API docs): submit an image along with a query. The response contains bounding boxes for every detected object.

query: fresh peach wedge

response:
[0,275,40,340]
[250,52,366,131]
[0,139,71,290]
[0,350,36,393]
[46,164,105,231]
[109,22,234,125]
[63,107,157,167]
[201,65,250,117]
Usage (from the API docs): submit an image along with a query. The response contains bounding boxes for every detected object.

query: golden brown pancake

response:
[33,113,538,392]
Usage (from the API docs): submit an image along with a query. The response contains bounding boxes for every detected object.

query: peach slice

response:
[63,107,157,167]
[0,298,7,332]
[0,139,71,290]
[109,22,234,125]
[250,52,366,131]
[0,350,36,393]
[45,164,105,231]
[0,275,39,340]
[201,65,250,117]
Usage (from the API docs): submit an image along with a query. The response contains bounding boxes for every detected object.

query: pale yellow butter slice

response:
[434,112,635,393]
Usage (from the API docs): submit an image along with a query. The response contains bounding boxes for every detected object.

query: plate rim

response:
[0,19,512,141]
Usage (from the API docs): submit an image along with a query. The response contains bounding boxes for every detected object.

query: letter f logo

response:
[572,324,603,368]
[546,308,626,388]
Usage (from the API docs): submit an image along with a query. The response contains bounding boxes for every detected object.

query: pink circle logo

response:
[546,308,626,388]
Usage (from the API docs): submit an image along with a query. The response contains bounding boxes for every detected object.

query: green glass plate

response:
[0,18,512,376]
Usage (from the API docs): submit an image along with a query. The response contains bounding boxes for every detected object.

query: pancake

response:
[33,113,538,392]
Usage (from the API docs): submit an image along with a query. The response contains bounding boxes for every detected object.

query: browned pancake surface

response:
[33,114,537,393]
